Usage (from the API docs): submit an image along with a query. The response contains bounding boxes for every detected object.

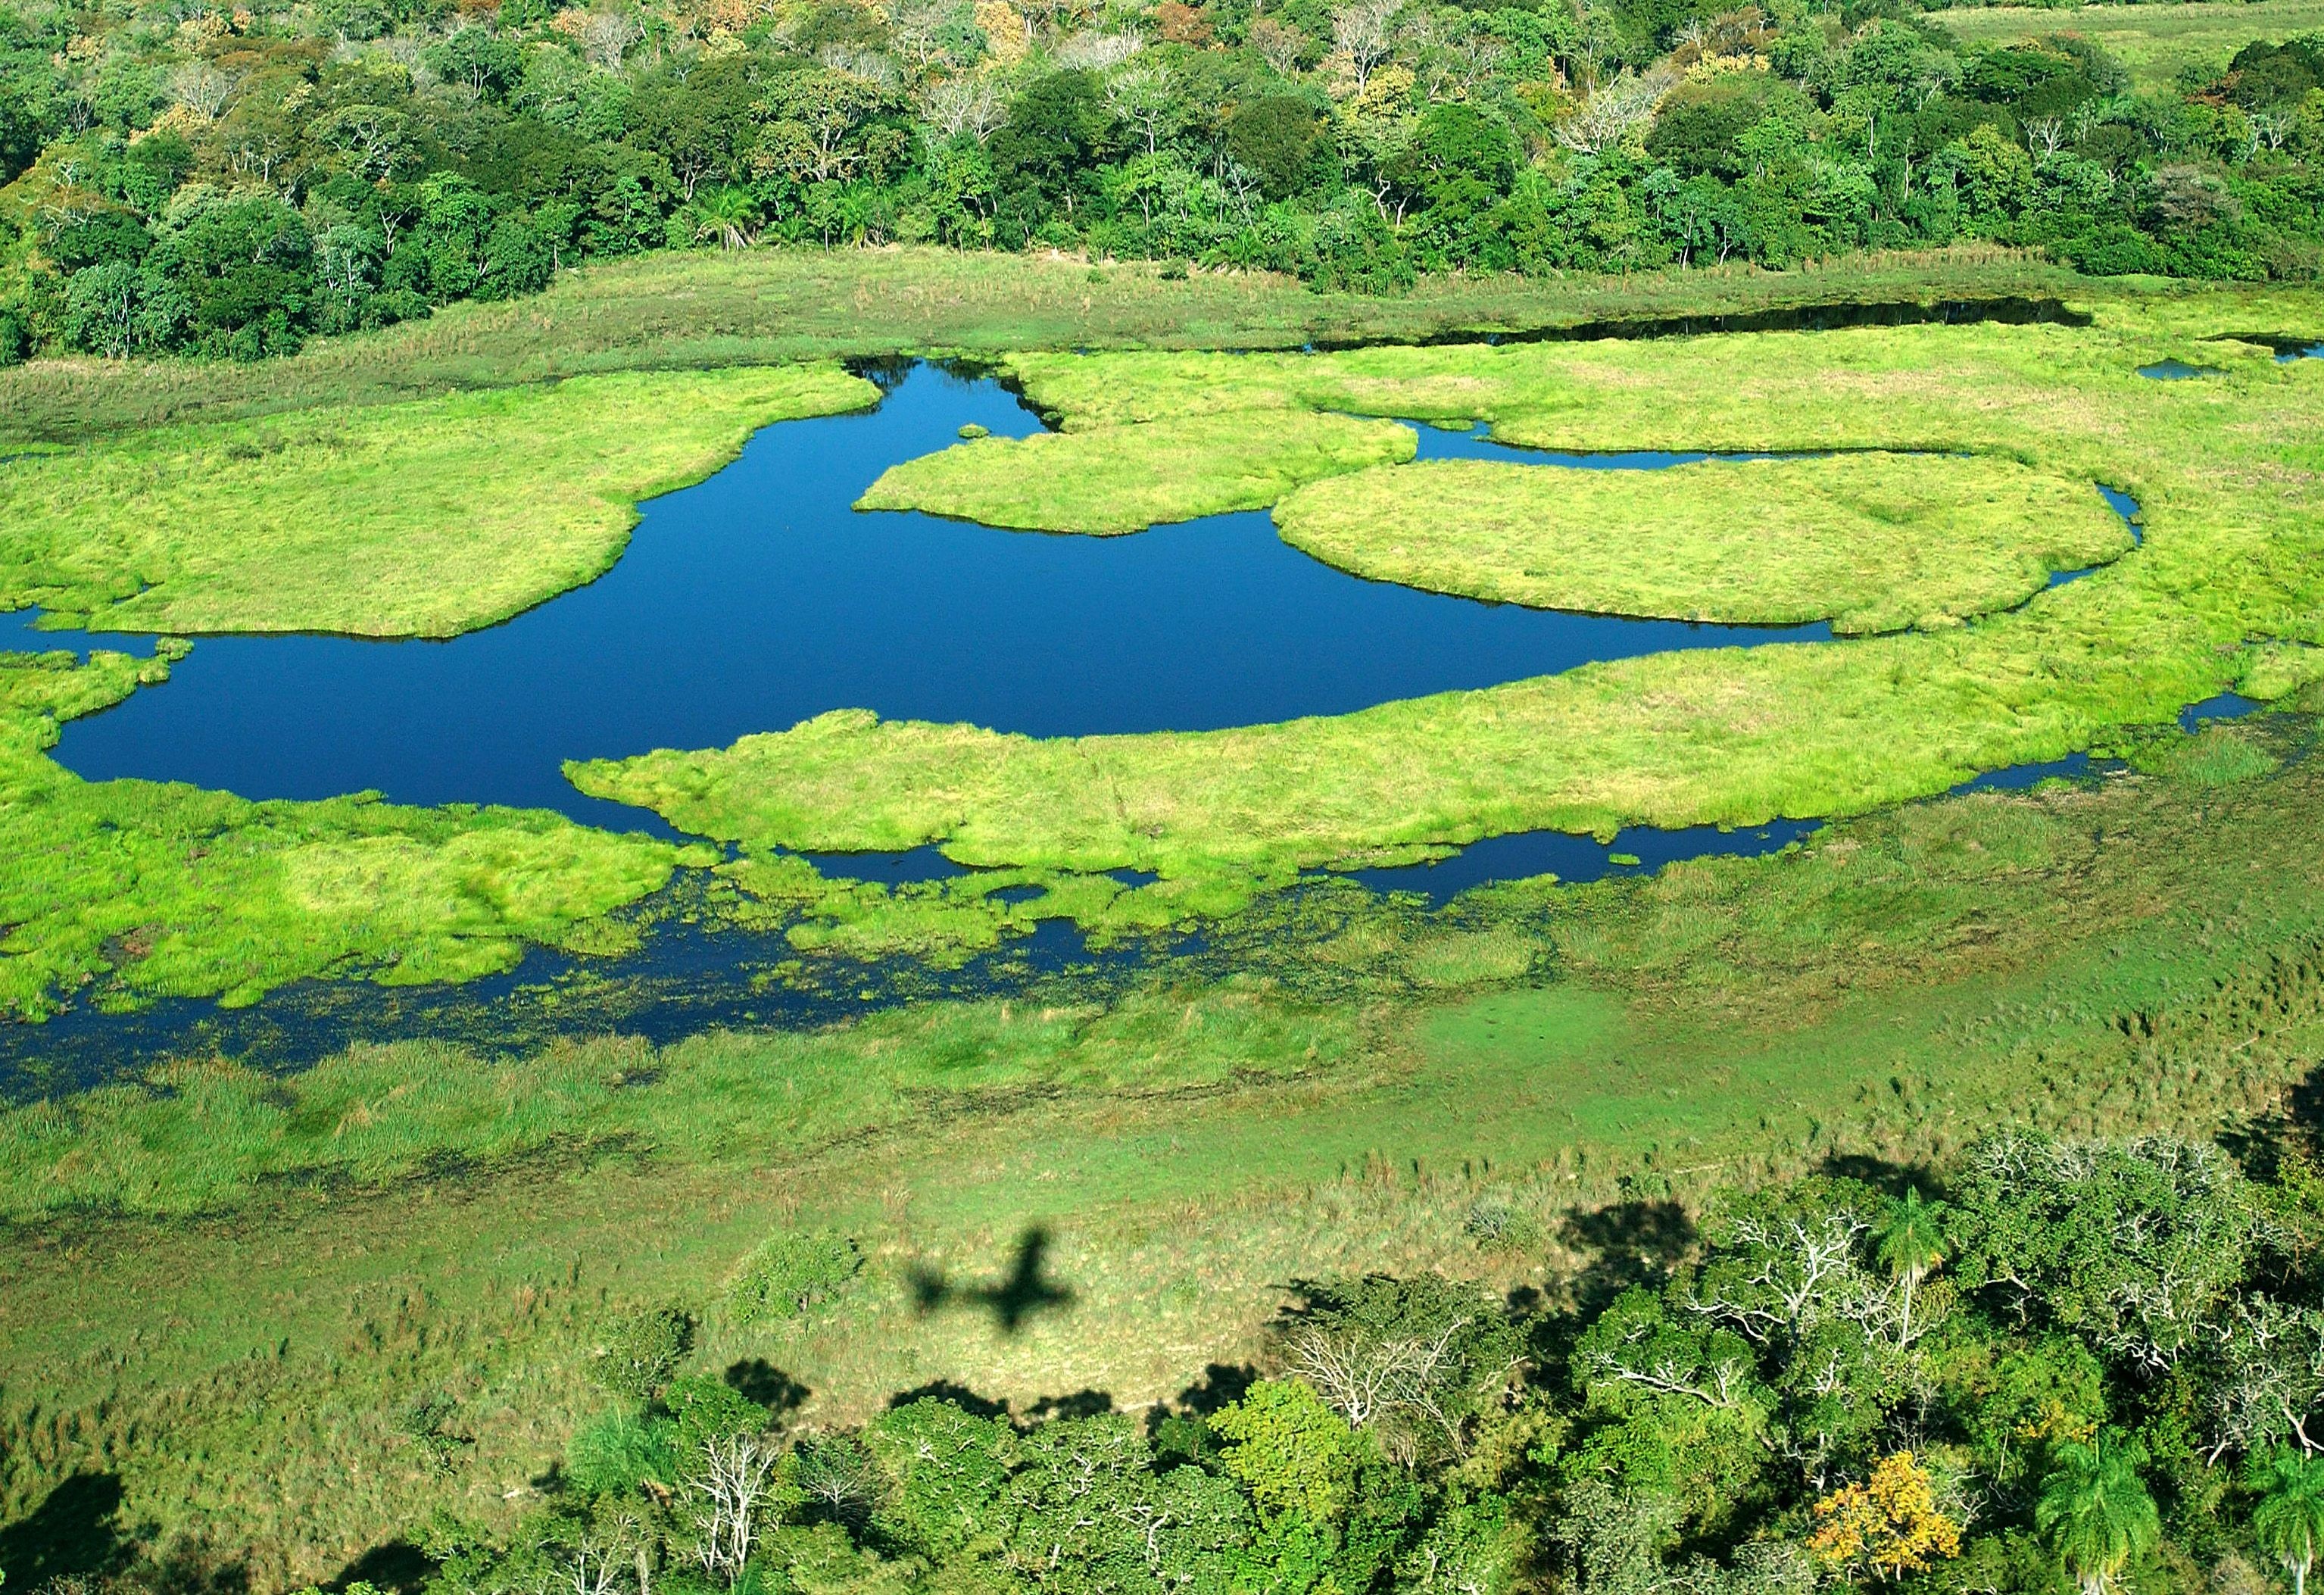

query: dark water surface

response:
[36,363,1833,828]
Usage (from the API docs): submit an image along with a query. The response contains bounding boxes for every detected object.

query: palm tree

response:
[2250,1449,2324,1595]
[1874,1186,1951,1344]
[2038,1437,2160,1595]
[689,186,761,253]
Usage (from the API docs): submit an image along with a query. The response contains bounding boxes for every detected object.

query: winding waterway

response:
[0,356,2164,1077]
[22,364,1851,828]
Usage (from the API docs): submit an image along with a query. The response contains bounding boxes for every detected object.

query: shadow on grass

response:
[724,1358,810,1417]
[905,1226,1076,1336]
[332,1541,434,1595]
[0,1472,131,1590]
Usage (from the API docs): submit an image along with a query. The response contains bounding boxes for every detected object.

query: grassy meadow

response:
[1939,0,2324,90]
[0,366,872,638]
[0,246,2093,445]
[1272,453,2127,633]
[8,717,2324,1580]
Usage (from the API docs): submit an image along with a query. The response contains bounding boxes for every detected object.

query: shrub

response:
[591,1303,694,1403]
[725,1233,865,1326]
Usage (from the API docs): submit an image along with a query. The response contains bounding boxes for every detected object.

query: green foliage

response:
[566,1408,682,1498]
[1210,1378,1362,1527]
[2036,1436,2161,1595]
[725,1234,866,1327]
[864,1398,1019,1559]
[592,1304,694,1405]
[2248,1450,2324,1593]
[1951,1130,2259,1369]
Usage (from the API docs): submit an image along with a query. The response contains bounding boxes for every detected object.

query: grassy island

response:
[855,410,1416,533]
[1271,453,2130,634]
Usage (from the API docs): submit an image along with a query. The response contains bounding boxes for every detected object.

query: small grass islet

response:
[853,410,1415,533]
[0,364,875,637]
[1271,453,2129,634]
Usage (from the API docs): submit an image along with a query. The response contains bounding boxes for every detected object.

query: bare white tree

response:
[1552,67,1670,155]
[168,58,237,116]
[922,75,1006,142]
[1054,28,1142,70]
[546,1537,629,1595]
[2025,116,2066,158]
[688,1434,778,1588]
[1106,60,1179,153]
[584,11,645,70]
[1330,0,1399,96]
[1249,17,1306,76]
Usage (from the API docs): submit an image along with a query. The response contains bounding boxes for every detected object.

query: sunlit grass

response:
[1938,0,2324,90]
[1271,452,2126,633]
[0,364,874,638]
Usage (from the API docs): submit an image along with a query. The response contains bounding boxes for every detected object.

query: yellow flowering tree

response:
[1807,1452,1964,1581]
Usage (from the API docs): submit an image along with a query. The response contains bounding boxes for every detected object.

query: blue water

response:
[1331,819,1821,907]
[2138,359,2223,379]
[31,363,1833,829]
[2179,691,2263,732]
[2273,342,2322,364]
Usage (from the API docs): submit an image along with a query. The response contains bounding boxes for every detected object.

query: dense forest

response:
[357,1128,2324,1595]
[2,0,2321,361]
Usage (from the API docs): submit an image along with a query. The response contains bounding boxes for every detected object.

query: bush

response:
[591,1303,694,1403]
[725,1232,865,1326]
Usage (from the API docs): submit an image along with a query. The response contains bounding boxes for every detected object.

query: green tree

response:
[2248,1450,2324,1595]
[1874,1187,1951,1344]
[2035,1437,2160,1595]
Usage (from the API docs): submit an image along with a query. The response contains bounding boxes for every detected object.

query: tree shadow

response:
[143,1534,251,1595]
[1171,1362,1256,1416]
[2222,1060,2324,1184]
[0,1472,131,1589]
[887,1380,1012,1419]
[332,1542,434,1595]
[906,1227,1075,1335]
[1022,1389,1114,1422]
[725,1359,811,1417]
[1817,1152,1948,1200]
[1558,1199,1699,1314]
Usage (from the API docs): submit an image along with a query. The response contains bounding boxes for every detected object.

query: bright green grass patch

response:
[853,410,1415,534]
[1937,0,2324,92]
[0,364,874,638]
[1271,453,2128,634]
[575,300,2324,890]
[0,648,693,1019]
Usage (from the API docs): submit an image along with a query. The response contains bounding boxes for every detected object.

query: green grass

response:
[1271,453,2128,634]
[11,732,2324,1579]
[0,365,873,638]
[0,245,2099,445]
[1938,0,2324,92]
[0,650,698,1020]
[571,296,2324,897]
[855,411,1415,534]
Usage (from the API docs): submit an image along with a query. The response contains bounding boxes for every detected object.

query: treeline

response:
[2,0,2321,362]
[355,1126,2324,1595]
